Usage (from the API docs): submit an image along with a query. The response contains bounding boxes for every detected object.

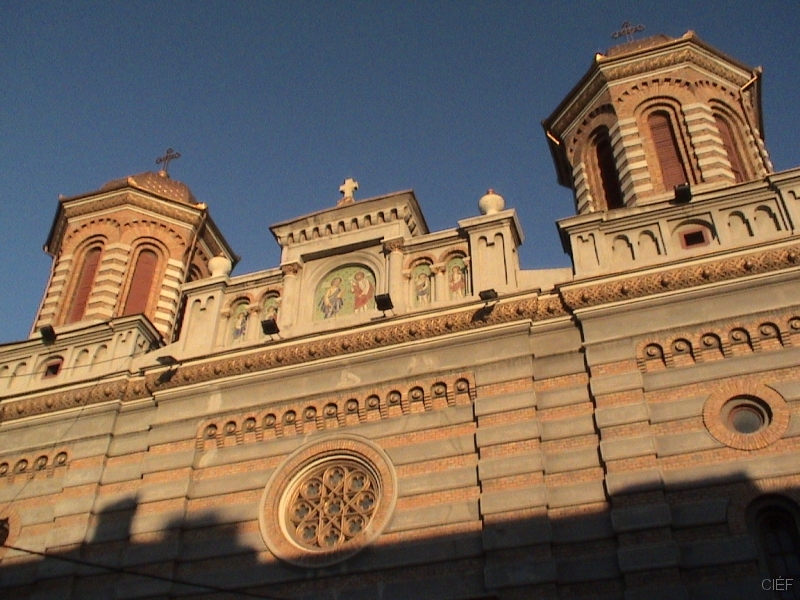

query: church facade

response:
[2,32,800,599]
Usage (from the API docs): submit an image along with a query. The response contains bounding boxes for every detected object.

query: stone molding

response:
[195,372,475,449]
[562,243,800,310]
[637,311,800,372]
[63,191,201,227]
[5,242,799,422]
[0,450,69,484]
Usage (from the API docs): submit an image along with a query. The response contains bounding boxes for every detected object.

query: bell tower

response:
[543,31,772,214]
[34,168,236,340]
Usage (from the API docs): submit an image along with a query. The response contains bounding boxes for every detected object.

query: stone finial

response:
[208,254,232,278]
[478,189,505,215]
[337,178,359,206]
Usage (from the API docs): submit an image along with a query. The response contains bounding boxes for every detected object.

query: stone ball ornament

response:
[478,188,505,215]
[209,254,233,278]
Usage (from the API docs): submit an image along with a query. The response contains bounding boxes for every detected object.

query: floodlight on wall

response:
[479,289,499,302]
[375,294,394,313]
[674,183,692,204]
[261,318,280,336]
[0,518,9,546]
[40,325,57,345]
[156,355,178,366]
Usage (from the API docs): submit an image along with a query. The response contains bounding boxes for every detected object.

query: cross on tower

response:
[337,178,359,205]
[156,148,181,176]
[611,21,645,43]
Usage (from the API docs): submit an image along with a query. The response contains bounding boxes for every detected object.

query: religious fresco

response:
[446,257,469,299]
[315,266,376,320]
[262,295,279,322]
[231,303,249,341]
[411,263,433,306]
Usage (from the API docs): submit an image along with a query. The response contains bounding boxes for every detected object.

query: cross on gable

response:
[337,178,359,205]
[156,148,181,175]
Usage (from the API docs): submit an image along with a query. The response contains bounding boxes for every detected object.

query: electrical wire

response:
[0,542,285,600]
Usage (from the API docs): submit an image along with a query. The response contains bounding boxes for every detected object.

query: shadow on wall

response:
[0,472,798,599]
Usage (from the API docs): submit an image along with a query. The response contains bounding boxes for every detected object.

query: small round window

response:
[704,385,789,450]
[723,396,771,434]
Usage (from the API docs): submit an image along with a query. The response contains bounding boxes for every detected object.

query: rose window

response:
[287,461,378,550]
[260,436,397,567]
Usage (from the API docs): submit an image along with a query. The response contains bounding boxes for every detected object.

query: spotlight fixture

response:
[40,325,57,344]
[674,183,692,204]
[261,318,280,335]
[375,294,394,313]
[0,518,8,546]
[156,355,178,366]
[479,289,499,302]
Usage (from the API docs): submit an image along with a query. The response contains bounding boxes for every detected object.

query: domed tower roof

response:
[98,171,198,205]
[37,169,236,340]
[543,32,770,214]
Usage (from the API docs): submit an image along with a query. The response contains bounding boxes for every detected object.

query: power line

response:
[1,542,286,600]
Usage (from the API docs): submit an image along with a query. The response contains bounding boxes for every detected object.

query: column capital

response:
[382,238,405,254]
[281,262,302,277]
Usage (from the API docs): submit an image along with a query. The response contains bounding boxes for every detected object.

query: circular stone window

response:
[723,396,771,435]
[285,458,378,550]
[260,435,396,567]
[703,383,789,450]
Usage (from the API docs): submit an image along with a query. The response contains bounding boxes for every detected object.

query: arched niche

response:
[314,265,377,321]
[445,256,469,300]
[410,262,433,307]
[230,301,250,342]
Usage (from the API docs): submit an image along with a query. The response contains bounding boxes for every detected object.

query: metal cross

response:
[339,177,359,199]
[156,148,181,175]
[612,21,645,43]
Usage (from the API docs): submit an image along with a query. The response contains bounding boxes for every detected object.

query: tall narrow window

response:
[593,127,624,209]
[715,115,746,183]
[123,249,158,316]
[749,498,800,599]
[756,506,800,598]
[67,246,102,323]
[648,111,689,191]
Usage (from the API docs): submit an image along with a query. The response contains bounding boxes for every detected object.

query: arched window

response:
[715,114,746,183]
[749,497,800,598]
[123,249,159,316]
[67,246,102,324]
[187,264,203,283]
[648,111,689,191]
[592,127,624,209]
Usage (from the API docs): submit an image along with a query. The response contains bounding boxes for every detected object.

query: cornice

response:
[48,191,204,254]
[4,241,799,423]
[0,379,130,422]
[603,48,750,88]
[1,296,538,422]
[562,243,800,310]
[64,191,202,226]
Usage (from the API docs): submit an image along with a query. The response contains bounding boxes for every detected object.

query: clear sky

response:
[1,1,798,344]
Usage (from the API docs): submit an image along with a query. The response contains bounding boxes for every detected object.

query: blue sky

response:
[1,1,798,344]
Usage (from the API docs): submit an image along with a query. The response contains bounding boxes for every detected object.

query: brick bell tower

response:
[543,31,772,214]
[33,161,236,341]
